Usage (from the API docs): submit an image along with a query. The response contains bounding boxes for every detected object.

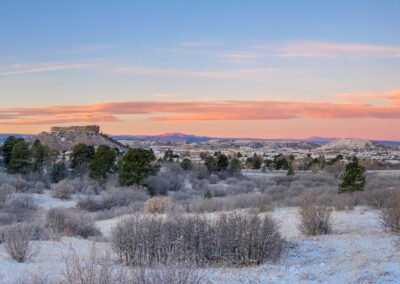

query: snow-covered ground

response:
[0,207,399,283]
[213,207,400,283]
[31,190,78,210]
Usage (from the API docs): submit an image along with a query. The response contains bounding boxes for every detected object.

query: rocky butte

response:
[34,125,126,152]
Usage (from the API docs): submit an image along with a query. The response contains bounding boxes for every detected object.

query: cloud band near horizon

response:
[0,91,399,125]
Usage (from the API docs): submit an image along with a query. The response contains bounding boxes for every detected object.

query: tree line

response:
[1,136,366,194]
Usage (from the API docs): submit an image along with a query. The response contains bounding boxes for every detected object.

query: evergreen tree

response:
[204,189,213,199]
[31,139,52,173]
[204,156,218,173]
[119,148,158,186]
[51,162,68,183]
[252,154,262,170]
[8,140,31,174]
[229,157,242,172]
[217,154,229,171]
[70,143,95,176]
[286,167,295,176]
[180,158,192,171]
[89,145,117,184]
[163,149,174,162]
[1,136,24,168]
[338,157,366,193]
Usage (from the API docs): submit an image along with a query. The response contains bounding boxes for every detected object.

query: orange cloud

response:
[332,90,400,105]
[1,91,400,125]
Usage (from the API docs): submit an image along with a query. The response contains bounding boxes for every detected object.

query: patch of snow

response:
[31,190,77,210]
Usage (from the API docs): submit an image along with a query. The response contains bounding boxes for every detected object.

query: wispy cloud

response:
[0,91,399,125]
[154,93,182,98]
[108,64,276,80]
[0,63,89,76]
[179,41,219,48]
[1,60,277,80]
[283,41,400,57]
[220,41,400,63]
[64,44,118,54]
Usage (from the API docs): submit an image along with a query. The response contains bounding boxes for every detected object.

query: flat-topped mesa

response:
[50,125,100,134]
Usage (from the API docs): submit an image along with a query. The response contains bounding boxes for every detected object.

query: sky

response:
[1,0,400,139]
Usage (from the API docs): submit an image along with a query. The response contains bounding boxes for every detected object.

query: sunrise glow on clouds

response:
[1,1,399,139]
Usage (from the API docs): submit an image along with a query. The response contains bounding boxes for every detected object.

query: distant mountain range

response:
[1,132,400,146]
[0,134,34,142]
[113,132,213,143]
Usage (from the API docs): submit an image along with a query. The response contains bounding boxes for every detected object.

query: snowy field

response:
[1,204,399,283]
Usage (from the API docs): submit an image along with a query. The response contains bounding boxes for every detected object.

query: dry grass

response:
[144,196,173,214]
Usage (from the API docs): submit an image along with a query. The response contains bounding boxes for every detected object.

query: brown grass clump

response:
[144,196,173,214]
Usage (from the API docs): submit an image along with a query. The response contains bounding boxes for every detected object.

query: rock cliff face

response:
[33,125,126,152]
[50,125,100,134]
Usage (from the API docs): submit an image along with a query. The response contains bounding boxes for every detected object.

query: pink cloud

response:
[0,91,399,125]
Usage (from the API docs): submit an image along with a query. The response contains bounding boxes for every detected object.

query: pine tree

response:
[338,157,366,193]
[89,145,117,184]
[204,190,213,199]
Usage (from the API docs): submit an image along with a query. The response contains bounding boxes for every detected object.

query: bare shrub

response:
[191,178,209,191]
[330,193,357,211]
[62,244,130,284]
[112,212,285,266]
[13,273,50,284]
[52,180,75,200]
[46,208,100,239]
[298,192,332,236]
[1,195,38,224]
[3,223,40,262]
[13,176,35,193]
[380,190,400,232]
[34,181,45,194]
[181,193,274,214]
[144,196,173,214]
[145,163,185,195]
[365,188,391,209]
[131,264,207,284]
[188,165,209,180]
[257,195,274,212]
[93,202,144,221]
[0,184,14,207]
[77,188,148,212]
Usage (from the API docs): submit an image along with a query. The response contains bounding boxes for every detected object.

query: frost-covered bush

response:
[46,208,100,239]
[112,212,285,266]
[13,177,35,193]
[1,195,38,224]
[3,222,40,262]
[0,184,15,208]
[92,202,144,221]
[131,264,207,284]
[144,196,173,214]
[380,190,400,232]
[62,245,206,284]
[298,192,332,236]
[34,181,45,194]
[52,180,75,199]
[145,163,185,195]
[77,188,148,212]
[365,188,391,209]
[63,245,128,284]
[191,178,209,191]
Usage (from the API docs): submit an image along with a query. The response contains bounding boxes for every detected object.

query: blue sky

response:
[1,1,399,138]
